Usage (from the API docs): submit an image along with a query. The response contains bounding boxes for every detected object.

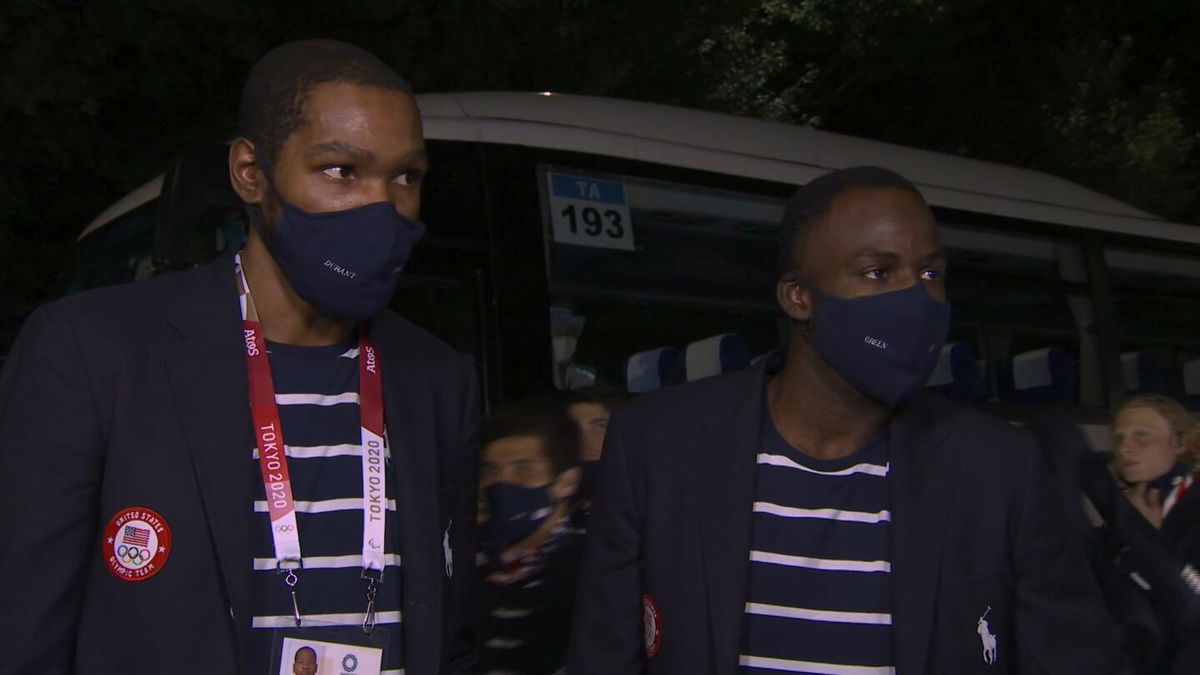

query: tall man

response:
[0,40,478,674]
[569,167,1126,673]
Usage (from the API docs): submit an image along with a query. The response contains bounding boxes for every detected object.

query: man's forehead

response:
[290,82,422,146]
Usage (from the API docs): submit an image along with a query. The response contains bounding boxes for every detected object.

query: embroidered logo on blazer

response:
[977,606,998,665]
[102,506,172,582]
[643,593,663,658]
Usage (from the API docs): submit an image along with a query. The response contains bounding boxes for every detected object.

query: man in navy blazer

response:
[569,167,1127,674]
[0,40,478,674]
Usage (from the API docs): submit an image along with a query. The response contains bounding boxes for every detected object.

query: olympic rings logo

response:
[116,544,149,564]
[342,654,359,672]
[276,524,295,533]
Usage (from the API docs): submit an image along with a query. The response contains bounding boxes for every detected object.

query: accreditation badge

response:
[271,629,386,675]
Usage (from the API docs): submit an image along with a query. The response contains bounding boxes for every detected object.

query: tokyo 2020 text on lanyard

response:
[236,254,388,634]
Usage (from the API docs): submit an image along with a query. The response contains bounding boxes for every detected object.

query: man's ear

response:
[777,274,814,323]
[549,467,581,501]
[229,138,267,206]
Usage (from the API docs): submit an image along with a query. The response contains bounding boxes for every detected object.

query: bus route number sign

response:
[547,172,635,251]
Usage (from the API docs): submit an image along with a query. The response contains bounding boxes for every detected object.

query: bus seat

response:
[998,347,1079,404]
[1183,359,1200,408]
[623,347,679,394]
[684,333,751,382]
[926,342,985,401]
[1121,351,1167,394]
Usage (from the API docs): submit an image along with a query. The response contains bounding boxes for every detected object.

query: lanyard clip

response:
[361,568,383,635]
[278,559,303,626]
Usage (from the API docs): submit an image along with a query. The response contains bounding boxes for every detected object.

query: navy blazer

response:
[0,253,480,674]
[568,354,1128,674]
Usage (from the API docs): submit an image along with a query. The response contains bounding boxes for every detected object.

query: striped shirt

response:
[739,408,892,674]
[248,339,404,675]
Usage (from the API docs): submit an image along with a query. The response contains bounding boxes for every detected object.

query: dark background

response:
[3,0,1197,349]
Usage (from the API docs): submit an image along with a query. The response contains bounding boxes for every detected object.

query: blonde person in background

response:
[1110,393,1200,674]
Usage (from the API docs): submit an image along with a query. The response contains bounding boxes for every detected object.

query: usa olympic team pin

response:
[102,507,172,582]
[642,593,662,658]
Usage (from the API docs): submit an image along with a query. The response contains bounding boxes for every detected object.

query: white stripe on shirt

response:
[253,553,402,571]
[275,392,359,406]
[757,453,889,477]
[753,501,892,523]
[254,498,397,514]
[751,550,892,573]
[252,610,402,628]
[746,601,892,625]
[739,654,895,674]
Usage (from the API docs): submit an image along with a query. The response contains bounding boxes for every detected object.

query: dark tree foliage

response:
[1,0,1196,350]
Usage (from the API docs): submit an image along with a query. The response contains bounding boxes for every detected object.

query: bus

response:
[72,91,1200,449]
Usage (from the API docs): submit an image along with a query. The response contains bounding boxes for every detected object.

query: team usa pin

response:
[102,507,172,582]
[642,593,662,659]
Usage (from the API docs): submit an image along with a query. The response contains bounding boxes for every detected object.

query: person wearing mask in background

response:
[550,306,596,391]
[0,40,479,674]
[565,385,627,522]
[478,400,584,674]
[569,166,1126,674]
[1111,393,1200,673]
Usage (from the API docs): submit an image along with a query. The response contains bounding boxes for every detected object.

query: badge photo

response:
[642,593,662,659]
[101,506,172,582]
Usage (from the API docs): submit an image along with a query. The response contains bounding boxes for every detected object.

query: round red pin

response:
[101,507,172,582]
[642,593,662,658]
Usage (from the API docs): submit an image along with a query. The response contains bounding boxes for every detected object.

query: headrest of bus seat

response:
[1004,346,1078,404]
[685,333,751,382]
[1183,359,1200,397]
[623,347,679,394]
[1120,351,1165,393]
[926,342,985,400]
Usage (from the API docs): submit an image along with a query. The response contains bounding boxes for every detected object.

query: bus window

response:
[539,165,784,390]
[1105,245,1200,400]
[935,224,1098,407]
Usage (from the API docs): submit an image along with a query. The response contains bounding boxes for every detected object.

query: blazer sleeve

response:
[0,302,105,674]
[442,360,481,674]
[1011,435,1130,674]
[567,410,645,674]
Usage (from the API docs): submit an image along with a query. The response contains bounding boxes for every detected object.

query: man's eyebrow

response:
[306,141,375,161]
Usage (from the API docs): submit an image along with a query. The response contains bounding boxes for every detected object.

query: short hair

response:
[1115,393,1200,470]
[564,383,628,415]
[483,398,581,476]
[777,166,924,276]
[293,646,316,662]
[237,39,413,176]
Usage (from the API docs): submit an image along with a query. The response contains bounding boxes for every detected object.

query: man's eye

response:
[921,268,944,281]
[864,268,886,280]
[322,166,354,180]
[394,170,424,187]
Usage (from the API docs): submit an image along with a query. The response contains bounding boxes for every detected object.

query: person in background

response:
[1111,393,1200,674]
[550,306,596,390]
[478,400,584,674]
[565,385,627,520]
[1112,394,1200,544]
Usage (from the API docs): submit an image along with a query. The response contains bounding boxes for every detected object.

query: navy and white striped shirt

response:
[248,339,404,675]
[739,407,893,674]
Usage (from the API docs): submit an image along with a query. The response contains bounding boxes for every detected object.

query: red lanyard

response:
[1164,474,1194,518]
[238,256,387,630]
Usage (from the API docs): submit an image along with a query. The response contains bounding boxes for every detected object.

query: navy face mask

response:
[803,280,951,407]
[484,482,554,559]
[258,201,426,322]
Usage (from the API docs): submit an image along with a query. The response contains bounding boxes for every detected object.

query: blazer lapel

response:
[692,360,768,674]
[161,254,258,657]
[372,316,443,675]
[888,393,958,674]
